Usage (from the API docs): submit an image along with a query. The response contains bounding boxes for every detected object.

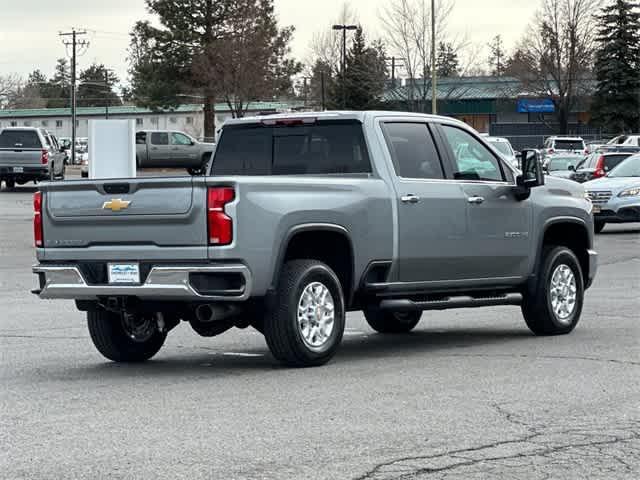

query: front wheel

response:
[87,310,167,362]
[594,220,606,233]
[263,260,345,367]
[364,308,421,333]
[521,246,584,335]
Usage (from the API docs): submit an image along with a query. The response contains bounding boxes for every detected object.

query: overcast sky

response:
[0,0,539,85]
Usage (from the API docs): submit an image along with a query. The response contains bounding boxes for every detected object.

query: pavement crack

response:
[434,352,640,367]
[354,432,639,480]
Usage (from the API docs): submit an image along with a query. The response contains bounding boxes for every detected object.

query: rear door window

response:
[150,132,169,145]
[136,132,147,144]
[212,121,371,176]
[381,122,445,179]
[0,130,42,149]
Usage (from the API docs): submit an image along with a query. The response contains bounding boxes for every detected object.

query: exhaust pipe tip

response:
[195,304,215,323]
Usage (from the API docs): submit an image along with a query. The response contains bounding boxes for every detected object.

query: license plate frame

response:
[12,167,24,173]
[107,263,141,284]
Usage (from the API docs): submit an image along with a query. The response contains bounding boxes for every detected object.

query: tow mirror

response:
[568,165,575,172]
[515,149,544,200]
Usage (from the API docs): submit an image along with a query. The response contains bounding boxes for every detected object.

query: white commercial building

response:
[0,102,297,140]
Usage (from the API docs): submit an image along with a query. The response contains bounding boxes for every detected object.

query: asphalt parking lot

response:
[1,181,639,480]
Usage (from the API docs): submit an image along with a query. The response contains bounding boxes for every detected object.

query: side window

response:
[150,132,168,145]
[171,132,193,146]
[381,122,444,179]
[440,125,505,182]
[136,132,147,145]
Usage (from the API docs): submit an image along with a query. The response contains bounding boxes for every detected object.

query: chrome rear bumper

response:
[32,264,252,301]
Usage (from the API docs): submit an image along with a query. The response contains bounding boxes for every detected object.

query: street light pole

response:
[332,24,357,109]
[431,0,437,115]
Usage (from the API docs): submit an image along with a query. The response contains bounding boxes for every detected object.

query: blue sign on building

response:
[517,98,555,113]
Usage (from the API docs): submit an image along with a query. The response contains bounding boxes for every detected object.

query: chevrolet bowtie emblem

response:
[102,198,131,212]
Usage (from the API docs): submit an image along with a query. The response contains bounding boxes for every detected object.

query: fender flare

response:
[269,223,355,298]
[527,216,590,294]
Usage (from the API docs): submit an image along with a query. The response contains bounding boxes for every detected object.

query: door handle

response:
[467,196,485,205]
[401,194,421,204]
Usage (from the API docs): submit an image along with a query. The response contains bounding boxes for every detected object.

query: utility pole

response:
[431,0,437,115]
[385,57,406,88]
[105,70,109,120]
[60,29,88,165]
[332,24,357,109]
[320,70,326,111]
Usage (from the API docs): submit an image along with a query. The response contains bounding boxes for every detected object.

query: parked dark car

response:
[572,151,636,183]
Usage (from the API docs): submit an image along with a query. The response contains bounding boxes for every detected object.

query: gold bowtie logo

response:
[102,198,131,212]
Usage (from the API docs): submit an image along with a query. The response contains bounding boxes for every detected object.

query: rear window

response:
[0,130,42,149]
[212,122,371,176]
[554,139,585,150]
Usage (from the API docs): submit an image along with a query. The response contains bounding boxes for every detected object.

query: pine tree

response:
[488,35,507,76]
[77,63,122,108]
[331,27,387,110]
[591,0,640,132]
[436,42,459,78]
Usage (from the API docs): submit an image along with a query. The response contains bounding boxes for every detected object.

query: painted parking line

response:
[222,352,265,357]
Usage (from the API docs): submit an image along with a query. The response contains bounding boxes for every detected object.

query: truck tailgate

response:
[40,177,207,249]
[0,148,43,166]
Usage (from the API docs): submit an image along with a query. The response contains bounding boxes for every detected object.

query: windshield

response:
[548,157,580,171]
[554,139,585,150]
[607,155,640,177]
[489,141,513,157]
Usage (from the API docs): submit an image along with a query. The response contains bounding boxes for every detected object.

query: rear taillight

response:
[594,156,605,178]
[33,191,43,247]
[207,187,235,245]
[40,149,49,165]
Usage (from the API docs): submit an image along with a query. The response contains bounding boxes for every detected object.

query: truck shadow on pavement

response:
[74,327,536,379]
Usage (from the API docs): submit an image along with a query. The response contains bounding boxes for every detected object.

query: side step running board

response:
[379,293,522,312]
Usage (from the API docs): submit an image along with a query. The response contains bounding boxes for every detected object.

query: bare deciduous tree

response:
[378,0,460,109]
[0,74,22,108]
[513,0,602,133]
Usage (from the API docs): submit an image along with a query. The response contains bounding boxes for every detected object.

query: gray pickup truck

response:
[0,128,66,189]
[32,112,598,367]
[135,130,214,174]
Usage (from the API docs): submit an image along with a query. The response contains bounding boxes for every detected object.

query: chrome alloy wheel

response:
[297,282,335,349]
[550,264,577,323]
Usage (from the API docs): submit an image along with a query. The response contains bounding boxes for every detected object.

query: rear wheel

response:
[5,179,15,189]
[522,246,584,335]
[364,308,421,333]
[87,310,167,362]
[263,260,345,367]
[594,220,605,233]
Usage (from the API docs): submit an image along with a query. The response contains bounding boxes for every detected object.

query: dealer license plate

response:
[592,205,601,214]
[108,263,140,284]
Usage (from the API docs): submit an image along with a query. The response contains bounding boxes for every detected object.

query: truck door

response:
[170,132,199,168]
[436,124,533,280]
[149,132,171,166]
[380,121,469,282]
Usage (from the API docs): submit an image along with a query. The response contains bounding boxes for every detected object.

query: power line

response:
[60,29,88,165]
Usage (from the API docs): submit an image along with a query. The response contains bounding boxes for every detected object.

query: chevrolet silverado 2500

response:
[32,112,598,367]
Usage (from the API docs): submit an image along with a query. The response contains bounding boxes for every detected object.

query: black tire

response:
[522,246,584,336]
[5,179,15,190]
[263,260,345,367]
[594,220,605,233]
[87,310,167,362]
[363,308,421,333]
